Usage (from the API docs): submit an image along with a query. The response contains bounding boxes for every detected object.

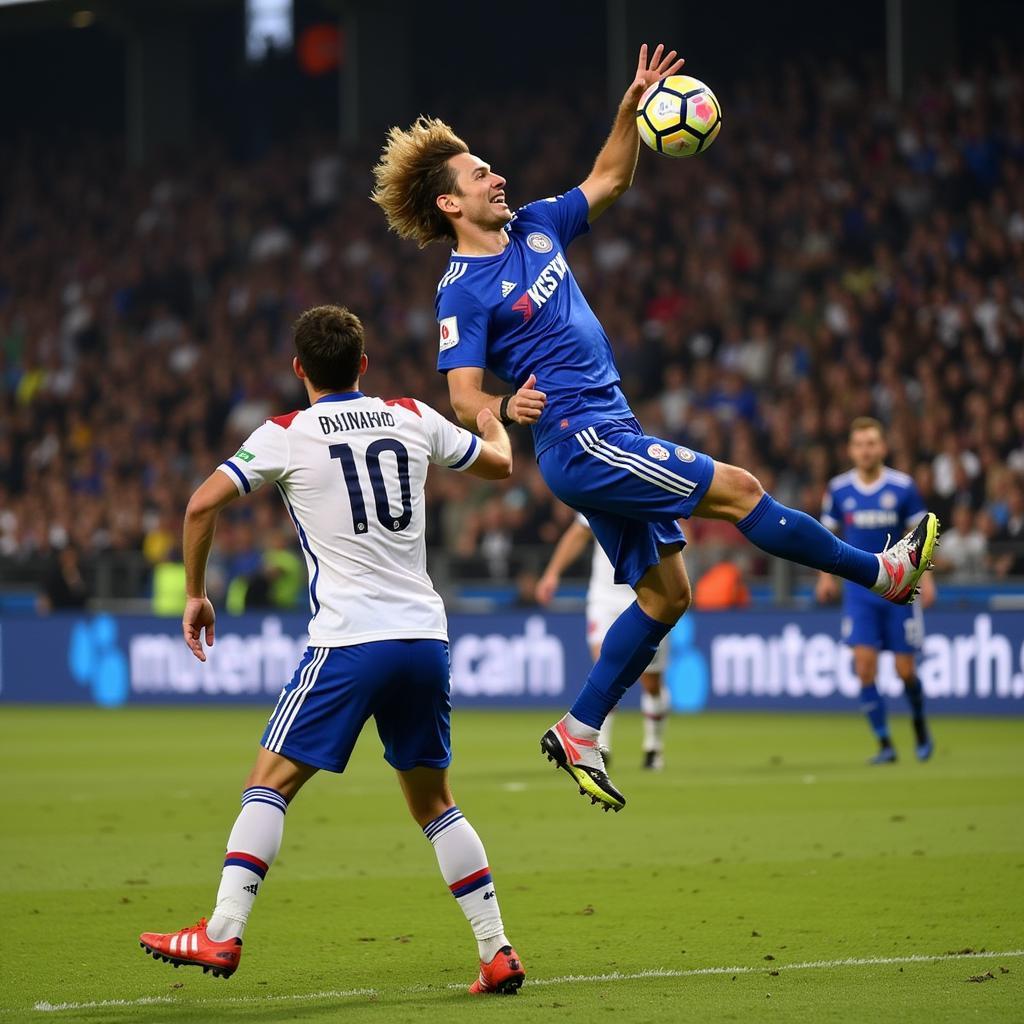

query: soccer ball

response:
[636,75,722,158]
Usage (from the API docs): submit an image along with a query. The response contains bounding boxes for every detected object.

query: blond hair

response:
[371,116,469,248]
[849,416,885,439]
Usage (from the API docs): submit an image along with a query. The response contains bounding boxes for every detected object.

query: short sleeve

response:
[436,285,489,373]
[820,486,841,532]
[902,482,927,529]
[516,187,591,249]
[217,420,290,495]
[418,401,481,472]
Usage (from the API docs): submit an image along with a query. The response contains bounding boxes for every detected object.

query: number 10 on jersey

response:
[330,439,412,533]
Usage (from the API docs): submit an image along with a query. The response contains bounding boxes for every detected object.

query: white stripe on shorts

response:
[577,427,696,495]
[265,647,329,753]
[575,427,696,498]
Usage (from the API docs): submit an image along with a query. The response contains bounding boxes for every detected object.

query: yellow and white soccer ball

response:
[636,75,722,158]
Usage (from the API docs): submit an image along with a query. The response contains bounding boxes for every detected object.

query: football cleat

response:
[915,736,934,761]
[642,749,664,771]
[139,917,241,978]
[541,720,626,812]
[868,745,898,766]
[875,513,940,605]
[469,945,526,995]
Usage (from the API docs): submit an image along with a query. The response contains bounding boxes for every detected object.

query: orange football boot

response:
[469,945,526,995]
[139,917,242,978]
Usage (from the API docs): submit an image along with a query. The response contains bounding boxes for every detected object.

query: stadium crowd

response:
[2,50,1023,607]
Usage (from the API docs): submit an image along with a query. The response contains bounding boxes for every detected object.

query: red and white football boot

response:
[468,945,526,995]
[139,917,242,978]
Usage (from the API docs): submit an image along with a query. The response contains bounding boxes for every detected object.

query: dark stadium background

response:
[0,0,1022,713]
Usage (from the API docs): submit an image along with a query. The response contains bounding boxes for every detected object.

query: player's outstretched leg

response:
[140,751,313,978]
[697,464,939,605]
[401,769,525,995]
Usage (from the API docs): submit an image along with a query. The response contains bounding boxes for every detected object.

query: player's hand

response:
[183,596,216,662]
[629,43,685,99]
[535,571,559,606]
[508,373,546,425]
[815,574,838,604]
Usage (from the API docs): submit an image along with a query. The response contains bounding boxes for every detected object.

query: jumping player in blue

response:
[372,44,940,813]
[817,417,935,764]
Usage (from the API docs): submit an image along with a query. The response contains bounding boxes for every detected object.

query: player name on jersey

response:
[318,410,397,434]
[521,252,569,311]
[846,509,901,529]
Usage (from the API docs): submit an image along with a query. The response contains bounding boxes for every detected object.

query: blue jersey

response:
[821,467,926,554]
[435,187,632,455]
[823,468,927,651]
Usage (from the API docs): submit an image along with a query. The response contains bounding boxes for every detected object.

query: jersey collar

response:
[315,391,364,403]
[851,468,889,494]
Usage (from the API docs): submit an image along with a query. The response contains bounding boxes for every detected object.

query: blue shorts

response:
[841,592,923,653]
[260,639,452,773]
[538,418,715,586]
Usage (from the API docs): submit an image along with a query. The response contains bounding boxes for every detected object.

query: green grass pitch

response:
[2,707,1023,1023]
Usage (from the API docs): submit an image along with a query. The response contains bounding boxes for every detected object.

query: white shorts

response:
[586,600,669,674]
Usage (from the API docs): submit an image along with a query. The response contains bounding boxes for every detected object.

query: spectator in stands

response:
[933,503,989,581]
[991,486,1024,577]
[37,544,90,612]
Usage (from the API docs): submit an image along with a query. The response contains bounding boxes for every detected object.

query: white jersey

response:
[218,392,480,647]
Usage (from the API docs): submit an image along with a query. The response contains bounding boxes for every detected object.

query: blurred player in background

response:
[816,418,935,764]
[372,44,939,813]
[536,515,670,770]
[139,306,527,995]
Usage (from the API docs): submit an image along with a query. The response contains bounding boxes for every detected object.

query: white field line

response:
[27,949,1024,1014]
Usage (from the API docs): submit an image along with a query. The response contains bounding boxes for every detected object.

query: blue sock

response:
[859,683,890,740]
[569,602,673,729]
[737,493,879,589]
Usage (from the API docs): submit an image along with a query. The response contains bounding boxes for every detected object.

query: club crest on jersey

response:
[674,446,695,463]
[527,232,553,253]
[439,315,459,351]
[881,491,898,508]
[501,280,517,298]
[647,443,670,462]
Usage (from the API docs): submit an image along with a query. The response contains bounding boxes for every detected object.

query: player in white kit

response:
[139,305,526,995]
[536,516,670,769]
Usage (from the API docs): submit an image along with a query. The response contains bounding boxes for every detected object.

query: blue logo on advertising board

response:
[666,615,709,712]
[68,615,129,707]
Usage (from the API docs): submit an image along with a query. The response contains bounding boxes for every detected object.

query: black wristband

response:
[498,394,514,425]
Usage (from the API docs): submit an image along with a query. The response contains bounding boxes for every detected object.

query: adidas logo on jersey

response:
[501,280,517,298]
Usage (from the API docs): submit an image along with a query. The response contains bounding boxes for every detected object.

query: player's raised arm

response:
[580,43,685,222]
[182,470,241,661]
